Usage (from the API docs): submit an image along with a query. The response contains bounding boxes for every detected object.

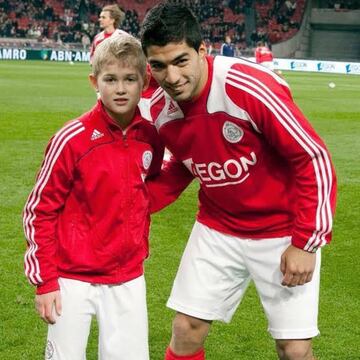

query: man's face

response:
[99,11,114,30]
[146,41,208,102]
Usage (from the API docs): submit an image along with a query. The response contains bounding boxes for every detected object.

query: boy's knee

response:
[276,339,314,360]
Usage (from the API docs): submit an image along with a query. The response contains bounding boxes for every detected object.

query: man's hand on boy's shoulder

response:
[35,290,62,324]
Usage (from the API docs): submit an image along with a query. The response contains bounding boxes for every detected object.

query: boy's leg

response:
[245,236,321,360]
[46,278,95,360]
[97,275,149,360]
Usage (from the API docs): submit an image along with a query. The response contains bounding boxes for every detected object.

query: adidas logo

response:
[91,129,104,141]
[167,100,178,115]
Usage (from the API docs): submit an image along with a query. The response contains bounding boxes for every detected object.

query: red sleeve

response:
[147,128,165,178]
[227,64,337,252]
[146,156,194,213]
[23,121,83,294]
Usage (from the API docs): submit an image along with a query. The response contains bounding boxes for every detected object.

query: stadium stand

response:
[1,0,358,58]
[0,0,310,56]
[309,4,360,61]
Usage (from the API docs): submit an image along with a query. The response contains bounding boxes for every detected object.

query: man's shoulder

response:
[213,55,289,90]
[113,29,129,37]
[94,31,105,42]
[149,87,166,120]
[149,89,185,130]
[208,56,290,120]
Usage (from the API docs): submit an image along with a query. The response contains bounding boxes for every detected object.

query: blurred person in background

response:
[89,4,127,65]
[220,35,236,57]
[255,40,274,70]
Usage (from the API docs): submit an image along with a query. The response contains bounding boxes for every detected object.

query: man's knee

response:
[276,339,314,360]
[171,313,211,350]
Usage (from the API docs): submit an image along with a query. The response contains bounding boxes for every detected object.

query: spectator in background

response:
[285,0,297,16]
[250,29,259,46]
[255,40,274,70]
[89,4,127,64]
[220,35,235,57]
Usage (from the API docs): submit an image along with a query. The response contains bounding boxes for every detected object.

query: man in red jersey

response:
[89,4,127,65]
[140,2,337,360]
[255,40,274,70]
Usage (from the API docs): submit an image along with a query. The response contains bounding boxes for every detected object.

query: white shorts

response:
[46,276,149,360]
[167,221,321,340]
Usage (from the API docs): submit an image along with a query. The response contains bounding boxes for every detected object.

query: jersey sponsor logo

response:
[222,121,244,143]
[90,129,104,140]
[142,150,153,170]
[184,151,257,187]
[167,100,179,115]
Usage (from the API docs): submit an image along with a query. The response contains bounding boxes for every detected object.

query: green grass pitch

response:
[0,60,359,359]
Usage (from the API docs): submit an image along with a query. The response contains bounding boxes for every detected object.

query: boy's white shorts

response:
[46,275,148,360]
[167,221,321,340]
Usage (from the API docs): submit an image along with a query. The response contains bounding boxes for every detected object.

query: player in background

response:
[220,35,235,57]
[140,2,337,360]
[89,4,127,65]
[255,40,274,70]
[23,34,164,360]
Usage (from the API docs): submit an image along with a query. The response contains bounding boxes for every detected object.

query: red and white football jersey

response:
[148,56,336,252]
[90,29,128,64]
[255,46,273,64]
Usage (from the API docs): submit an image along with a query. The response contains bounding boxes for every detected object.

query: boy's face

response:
[146,41,208,102]
[90,58,146,127]
[99,11,114,30]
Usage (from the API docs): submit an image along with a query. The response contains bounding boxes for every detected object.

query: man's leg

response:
[164,222,252,360]
[243,236,321,360]
[165,313,210,359]
[276,339,315,360]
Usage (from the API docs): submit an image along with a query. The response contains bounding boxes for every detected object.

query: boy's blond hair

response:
[102,4,125,29]
[92,33,147,79]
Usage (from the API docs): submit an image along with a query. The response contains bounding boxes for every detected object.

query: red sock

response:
[165,347,205,360]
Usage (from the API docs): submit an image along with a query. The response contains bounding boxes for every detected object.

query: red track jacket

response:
[23,101,164,294]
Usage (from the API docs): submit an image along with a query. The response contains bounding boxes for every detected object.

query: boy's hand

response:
[280,245,316,287]
[35,290,62,324]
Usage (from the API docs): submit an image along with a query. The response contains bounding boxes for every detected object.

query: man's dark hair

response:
[140,1,203,55]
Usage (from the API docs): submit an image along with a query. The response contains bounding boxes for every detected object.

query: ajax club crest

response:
[222,121,244,143]
[142,151,153,170]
